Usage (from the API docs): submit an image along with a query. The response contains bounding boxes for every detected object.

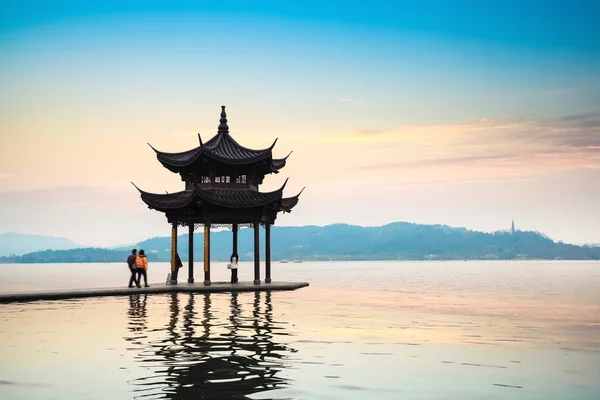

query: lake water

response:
[0,261,599,399]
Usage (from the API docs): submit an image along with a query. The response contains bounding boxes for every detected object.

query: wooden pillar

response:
[188,224,194,283]
[203,223,211,286]
[265,223,271,283]
[170,222,178,284]
[232,223,239,284]
[232,223,238,257]
[253,221,260,285]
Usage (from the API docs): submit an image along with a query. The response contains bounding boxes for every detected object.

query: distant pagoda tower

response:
[511,219,515,234]
[133,106,303,285]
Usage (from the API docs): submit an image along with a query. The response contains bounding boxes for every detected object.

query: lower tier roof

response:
[134,183,303,213]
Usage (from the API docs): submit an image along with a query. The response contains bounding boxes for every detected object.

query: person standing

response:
[136,249,150,288]
[230,254,239,284]
[127,249,140,288]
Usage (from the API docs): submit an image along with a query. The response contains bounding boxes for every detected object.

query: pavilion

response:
[133,106,304,285]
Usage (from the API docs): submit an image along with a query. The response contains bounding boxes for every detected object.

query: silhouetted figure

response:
[127,249,140,288]
[230,254,239,284]
[166,252,183,283]
[136,249,149,287]
[176,252,183,270]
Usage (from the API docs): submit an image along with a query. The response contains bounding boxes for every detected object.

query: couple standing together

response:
[127,249,150,288]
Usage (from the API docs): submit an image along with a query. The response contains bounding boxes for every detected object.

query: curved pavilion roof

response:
[133,180,303,213]
[149,106,291,173]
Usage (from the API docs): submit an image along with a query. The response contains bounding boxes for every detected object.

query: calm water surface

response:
[0,261,599,399]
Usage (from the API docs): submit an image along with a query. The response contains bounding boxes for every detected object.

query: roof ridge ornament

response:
[218,105,229,133]
[198,133,203,146]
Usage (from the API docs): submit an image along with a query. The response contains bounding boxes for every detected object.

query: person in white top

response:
[229,254,239,284]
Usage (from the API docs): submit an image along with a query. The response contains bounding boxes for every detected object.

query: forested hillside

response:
[2,223,598,263]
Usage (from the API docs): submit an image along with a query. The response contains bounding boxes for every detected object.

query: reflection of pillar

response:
[265,291,272,324]
[167,292,180,345]
[253,222,260,285]
[203,224,211,286]
[126,294,148,343]
[263,291,274,363]
[265,223,271,283]
[170,222,178,284]
[229,293,241,357]
[201,293,212,339]
[253,291,261,327]
[188,225,194,283]
[183,293,196,339]
[124,286,295,397]
[253,291,263,361]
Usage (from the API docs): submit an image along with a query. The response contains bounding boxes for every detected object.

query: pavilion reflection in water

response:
[125,291,296,399]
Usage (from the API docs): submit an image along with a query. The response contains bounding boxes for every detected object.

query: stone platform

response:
[0,281,309,303]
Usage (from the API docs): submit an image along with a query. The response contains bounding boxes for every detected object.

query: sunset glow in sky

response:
[1,1,599,246]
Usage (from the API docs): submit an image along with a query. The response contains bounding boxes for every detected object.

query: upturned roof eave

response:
[154,144,280,169]
[136,181,290,210]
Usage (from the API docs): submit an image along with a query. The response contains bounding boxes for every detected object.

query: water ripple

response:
[123,292,296,399]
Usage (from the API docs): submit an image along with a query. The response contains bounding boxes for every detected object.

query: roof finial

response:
[218,105,229,133]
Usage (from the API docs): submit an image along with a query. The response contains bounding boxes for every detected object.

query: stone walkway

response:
[0,281,309,303]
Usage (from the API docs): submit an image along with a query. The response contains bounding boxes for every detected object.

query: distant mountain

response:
[1,222,599,263]
[0,247,130,263]
[132,223,600,261]
[0,232,81,257]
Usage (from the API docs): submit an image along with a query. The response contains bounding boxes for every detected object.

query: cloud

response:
[508,112,600,149]
[393,176,532,190]
[555,111,600,126]
[0,173,12,179]
[337,98,365,106]
[363,154,526,170]
[327,111,600,146]
[324,110,600,176]
[0,185,164,246]
[0,185,141,210]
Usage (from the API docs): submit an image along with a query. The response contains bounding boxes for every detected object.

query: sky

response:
[1,1,599,246]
